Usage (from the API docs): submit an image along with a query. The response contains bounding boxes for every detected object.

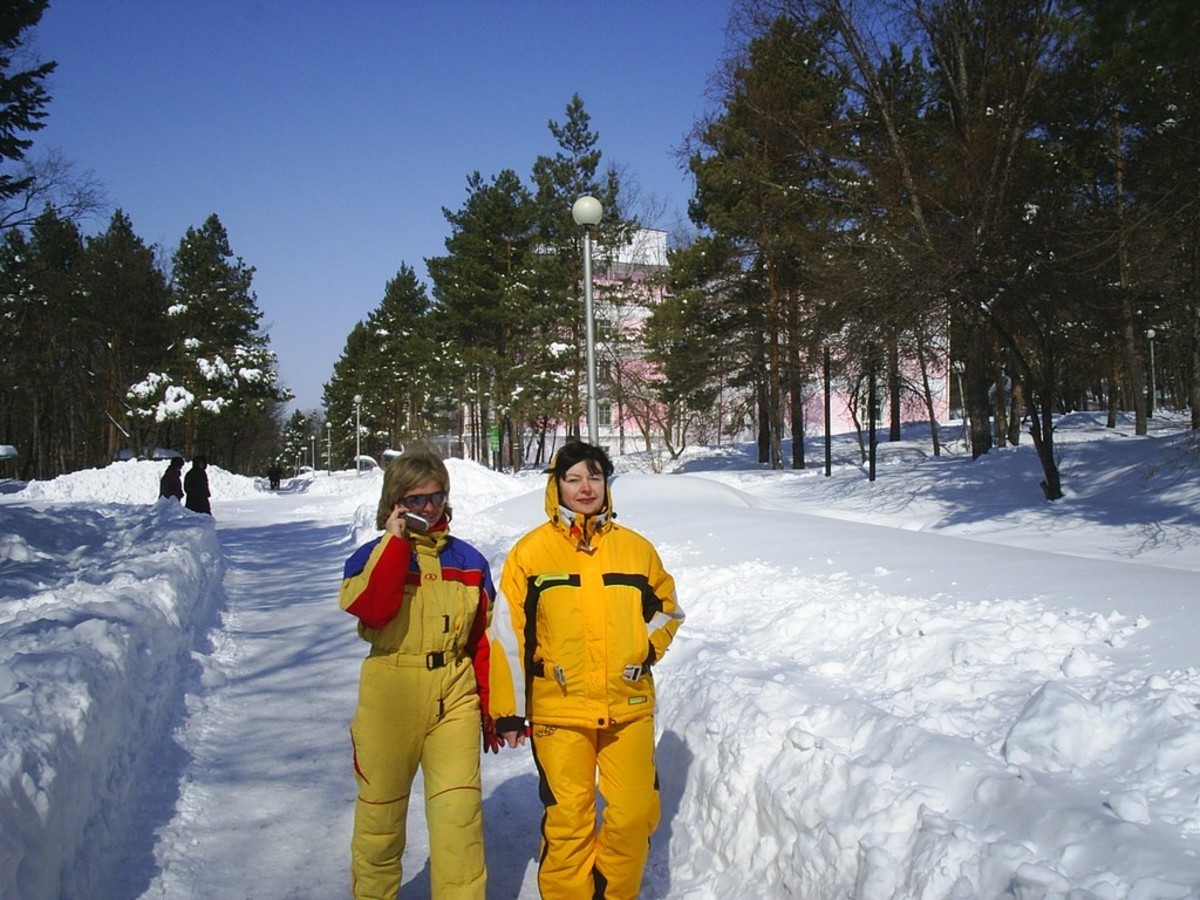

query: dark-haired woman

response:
[500,441,685,900]
[159,457,184,501]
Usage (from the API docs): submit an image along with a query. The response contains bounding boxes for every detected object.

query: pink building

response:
[583,228,951,462]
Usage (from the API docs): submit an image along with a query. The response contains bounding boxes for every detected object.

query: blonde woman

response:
[339,449,522,898]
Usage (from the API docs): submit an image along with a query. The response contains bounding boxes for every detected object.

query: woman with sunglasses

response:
[339,448,523,899]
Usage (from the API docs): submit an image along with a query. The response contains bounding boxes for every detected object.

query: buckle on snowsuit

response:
[425,651,446,669]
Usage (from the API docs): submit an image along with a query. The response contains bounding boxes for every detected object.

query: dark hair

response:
[552,441,613,481]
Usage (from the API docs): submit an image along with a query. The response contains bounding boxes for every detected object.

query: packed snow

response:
[2,412,1199,899]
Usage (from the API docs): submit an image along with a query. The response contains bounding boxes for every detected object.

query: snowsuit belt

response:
[372,650,464,669]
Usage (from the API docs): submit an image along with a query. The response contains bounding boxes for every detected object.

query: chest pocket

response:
[527,573,583,672]
[413,545,477,652]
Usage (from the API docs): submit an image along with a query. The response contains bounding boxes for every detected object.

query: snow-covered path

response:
[133,503,548,900]
[136,515,359,898]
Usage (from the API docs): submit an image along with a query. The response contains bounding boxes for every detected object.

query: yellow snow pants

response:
[349,652,485,899]
[531,716,660,900]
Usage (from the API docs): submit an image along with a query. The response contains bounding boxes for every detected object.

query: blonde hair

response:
[375,448,450,530]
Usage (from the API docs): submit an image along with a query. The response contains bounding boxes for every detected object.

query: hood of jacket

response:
[543,467,614,554]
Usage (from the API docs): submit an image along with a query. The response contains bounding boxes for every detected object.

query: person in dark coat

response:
[184,456,212,515]
[159,457,184,501]
[267,462,282,490]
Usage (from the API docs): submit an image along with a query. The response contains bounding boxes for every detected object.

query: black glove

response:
[622,643,657,682]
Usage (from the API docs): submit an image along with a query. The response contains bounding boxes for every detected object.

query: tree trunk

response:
[1027,342,1063,500]
[1189,221,1200,430]
[1106,353,1119,428]
[964,325,994,459]
[1028,399,1063,500]
[757,373,770,465]
[1007,381,1024,446]
[786,288,805,470]
[993,368,1009,448]
[888,340,902,442]
[914,338,941,457]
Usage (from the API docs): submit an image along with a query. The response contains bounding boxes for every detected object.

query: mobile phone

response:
[402,512,430,533]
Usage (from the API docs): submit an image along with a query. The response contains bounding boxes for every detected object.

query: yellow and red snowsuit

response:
[340,520,516,900]
[499,474,684,900]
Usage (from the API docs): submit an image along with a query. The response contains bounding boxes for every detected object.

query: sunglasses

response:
[399,491,447,510]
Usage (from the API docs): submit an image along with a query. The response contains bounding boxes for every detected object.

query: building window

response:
[598,360,612,382]
[598,402,613,427]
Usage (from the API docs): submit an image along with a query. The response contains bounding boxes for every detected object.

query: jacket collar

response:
[409,518,451,554]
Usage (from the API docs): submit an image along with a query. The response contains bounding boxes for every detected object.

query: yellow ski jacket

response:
[500,472,684,728]
[340,524,517,726]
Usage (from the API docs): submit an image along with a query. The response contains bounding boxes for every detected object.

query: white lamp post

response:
[325,421,332,473]
[571,195,603,445]
[1146,328,1156,419]
[353,394,362,476]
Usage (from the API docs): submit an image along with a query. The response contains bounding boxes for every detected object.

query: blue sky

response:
[32,1,736,412]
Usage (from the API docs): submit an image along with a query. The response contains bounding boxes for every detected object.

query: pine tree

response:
[323,322,373,468]
[15,208,89,476]
[0,0,54,205]
[530,95,637,442]
[363,264,439,449]
[427,169,541,467]
[143,213,288,461]
[80,209,172,460]
[689,14,850,467]
[647,235,751,453]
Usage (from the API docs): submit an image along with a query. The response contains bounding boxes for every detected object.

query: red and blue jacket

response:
[340,524,517,724]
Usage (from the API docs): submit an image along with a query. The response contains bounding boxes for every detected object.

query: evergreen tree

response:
[323,322,373,469]
[530,94,637,441]
[8,207,90,477]
[647,235,754,453]
[80,209,172,460]
[136,213,288,462]
[427,169,541,468]
[279,408,315,475]
[0,0,54,206]
[363,264,439,449]
[689,13,850,467]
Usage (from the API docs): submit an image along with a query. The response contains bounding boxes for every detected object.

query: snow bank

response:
[0,500,223,899]
[19,458,265,504]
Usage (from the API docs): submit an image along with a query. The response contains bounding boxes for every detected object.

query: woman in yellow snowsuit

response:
[339,449,521,899]
[500,441,685,900]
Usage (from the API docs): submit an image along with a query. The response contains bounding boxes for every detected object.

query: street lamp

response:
[571,194,603,446]
[1146,328,1156,419]
[353,394,362,476]
[310,434,316,474]
[325,421,332,474]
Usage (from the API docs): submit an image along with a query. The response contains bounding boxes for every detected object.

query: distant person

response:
[338,449,522,899]
[267,462,282,490]
[184,456,212,515]
[158,457,184,501]
[499,440,685,899]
